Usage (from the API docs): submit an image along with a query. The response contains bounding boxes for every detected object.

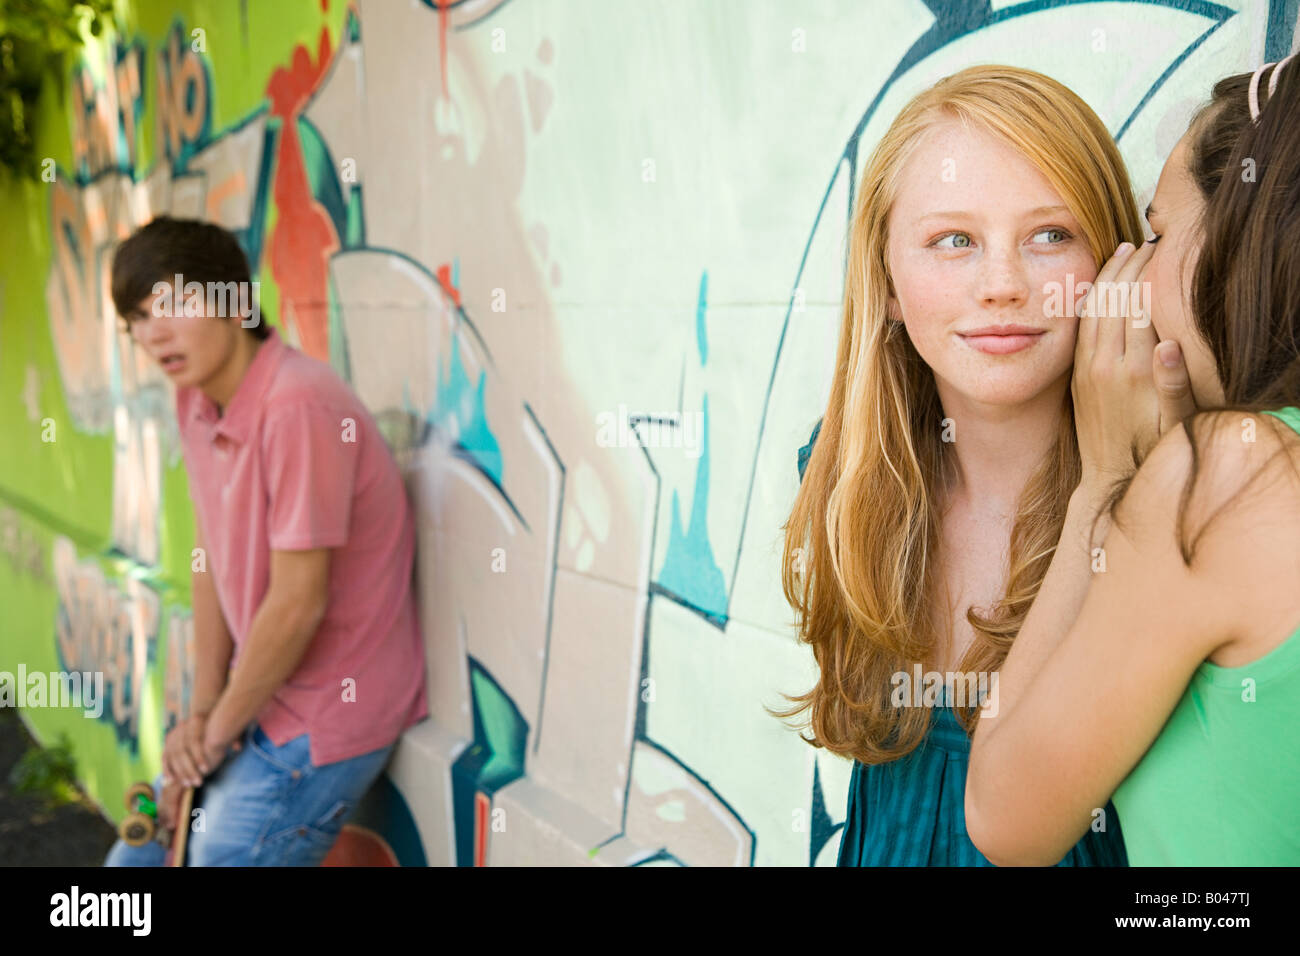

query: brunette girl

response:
[967,57,1300,866]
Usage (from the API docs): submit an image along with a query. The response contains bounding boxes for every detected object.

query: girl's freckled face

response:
[886,119,1098,409]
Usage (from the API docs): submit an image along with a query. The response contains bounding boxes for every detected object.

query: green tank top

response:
[1111,406,1300,865]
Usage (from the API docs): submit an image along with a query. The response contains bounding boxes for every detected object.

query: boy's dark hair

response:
[111,216,270,340]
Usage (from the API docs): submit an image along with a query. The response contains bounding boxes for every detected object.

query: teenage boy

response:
[103,217,427,866]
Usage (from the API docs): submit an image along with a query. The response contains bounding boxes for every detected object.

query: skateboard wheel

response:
[124,782,154,811]
[120,813,156,847]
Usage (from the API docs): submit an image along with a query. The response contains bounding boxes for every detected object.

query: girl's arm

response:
[977,241,1189,734]
[965,417,1281,865]
[974,480,1104,732]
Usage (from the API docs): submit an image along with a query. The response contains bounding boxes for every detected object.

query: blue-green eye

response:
[933,232,972,248]
[1032,227,1072,244]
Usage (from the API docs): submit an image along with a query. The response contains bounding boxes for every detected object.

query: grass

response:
[7,729,81,807]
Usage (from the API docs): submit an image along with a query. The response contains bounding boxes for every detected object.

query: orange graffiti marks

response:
[266,28,339,361]
[206,169,248,222]
[48,182,90,336]
[474,790,491,866]
[46,174,135,431]
[52,538,159,742]
[51,30,217,432]
[70,45,143,176]
[436,0,451,99]
[0,507,47,586]
[321,826,400,866]
[115,51,142,161]
[155,27,209,165]
[436,264,462,308]
[163,610,194,733]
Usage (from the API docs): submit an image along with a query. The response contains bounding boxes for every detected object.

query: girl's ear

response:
[886,291,903,323]
[884,269,903,322]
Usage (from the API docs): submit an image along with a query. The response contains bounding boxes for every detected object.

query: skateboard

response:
[120,781,197,866]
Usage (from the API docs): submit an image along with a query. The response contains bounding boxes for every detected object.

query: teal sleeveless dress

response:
[797,420,1128,866]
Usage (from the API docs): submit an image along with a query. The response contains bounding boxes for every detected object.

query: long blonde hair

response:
[778,65,1144,764]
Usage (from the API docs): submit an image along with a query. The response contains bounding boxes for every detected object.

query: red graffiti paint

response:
[265,22,339,361]
[436,263,461,308]
[436,0,450,99]
[474,791,490,866]
[321,825,399,866]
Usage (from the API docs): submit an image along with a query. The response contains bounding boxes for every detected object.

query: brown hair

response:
[774,65,1144,765]
[1109,62,1300,561]
[111,216,271,340]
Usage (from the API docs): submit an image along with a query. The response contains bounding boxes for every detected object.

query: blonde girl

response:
[780,64,1145,866]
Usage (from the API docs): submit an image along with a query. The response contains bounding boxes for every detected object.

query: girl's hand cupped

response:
[1071,240,1193,501]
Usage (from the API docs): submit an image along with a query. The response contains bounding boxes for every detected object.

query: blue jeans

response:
[104,723,395,866]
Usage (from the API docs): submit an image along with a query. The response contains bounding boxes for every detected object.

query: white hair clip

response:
[1249,52,1296,122]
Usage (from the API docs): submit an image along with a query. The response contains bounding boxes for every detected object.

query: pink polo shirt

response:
[175,326,428,766]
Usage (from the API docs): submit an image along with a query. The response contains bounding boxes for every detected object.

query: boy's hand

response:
[162,714,211,788]
[157,779,185,832]
[200,719,244,775]
[162,712,244,789]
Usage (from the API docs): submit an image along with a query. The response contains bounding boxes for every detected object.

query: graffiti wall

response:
[1,0,1294,865]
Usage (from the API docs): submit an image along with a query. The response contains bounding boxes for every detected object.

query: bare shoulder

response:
[1116,410,1300,656]
[1123,410,1300,525]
